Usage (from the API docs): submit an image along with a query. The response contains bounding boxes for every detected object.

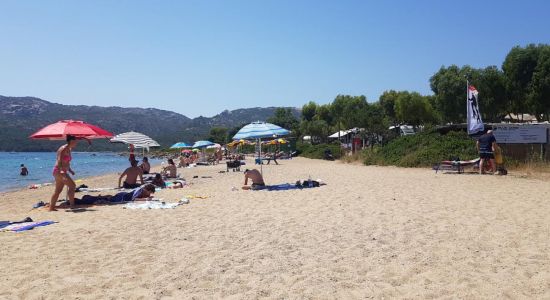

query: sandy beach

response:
[1,157,549,299]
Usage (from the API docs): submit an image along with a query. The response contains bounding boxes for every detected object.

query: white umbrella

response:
[110,131,160,153]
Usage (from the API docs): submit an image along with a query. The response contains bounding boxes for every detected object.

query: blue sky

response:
[1,0,549,117]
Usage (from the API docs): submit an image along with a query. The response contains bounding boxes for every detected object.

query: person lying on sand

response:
[118,160,144,189]
[61,184,157,206]
[168,180,186,189]
[242,169,265,190]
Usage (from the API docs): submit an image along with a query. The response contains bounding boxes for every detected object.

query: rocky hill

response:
[0,96,300,151]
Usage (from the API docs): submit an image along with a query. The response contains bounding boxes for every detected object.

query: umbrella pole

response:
[259,138,262,175]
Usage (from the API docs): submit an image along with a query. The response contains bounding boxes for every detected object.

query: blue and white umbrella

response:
[192,140,215,149]
[170,142,192,149]
[232,122,290,140]
[232,122,290,174]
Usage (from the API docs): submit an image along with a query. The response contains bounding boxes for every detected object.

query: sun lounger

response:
[434,158,480,173]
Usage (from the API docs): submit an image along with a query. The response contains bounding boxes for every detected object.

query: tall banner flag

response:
[467,84,484,135]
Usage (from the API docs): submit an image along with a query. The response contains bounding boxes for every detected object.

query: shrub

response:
[297,143,343,160]
[362,130,477,167]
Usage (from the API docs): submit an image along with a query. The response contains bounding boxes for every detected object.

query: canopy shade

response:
[192,140,215,148]
[30,120,114,140]
[110,131,160,148]
[232,122,290,140]
[170,142,192,149]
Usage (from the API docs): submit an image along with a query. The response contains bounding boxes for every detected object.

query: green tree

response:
[208,127,228,144]
[430,65,472,123]
[529,46,550,121]
[503,44,543,119]
[394,92,438,126]
[301,101,317,121]
[267,108,299,131]
[304,119,330,143]
[470,66,507,122]
[379,90,399,124]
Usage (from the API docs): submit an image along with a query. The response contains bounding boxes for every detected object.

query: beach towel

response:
[258,183,323,191]
[0,221,10,229]
[78,187,120,193]
[123,201,182,210]
[1,221,55,232]
[265,183,300,191]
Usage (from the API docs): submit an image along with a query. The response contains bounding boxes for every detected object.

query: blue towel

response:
[265,183,300,191]
[7,221,55,232]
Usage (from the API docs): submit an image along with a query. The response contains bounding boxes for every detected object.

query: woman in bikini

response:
[49,135,79,211]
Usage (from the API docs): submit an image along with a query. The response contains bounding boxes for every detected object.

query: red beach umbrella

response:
[30,120,114,140]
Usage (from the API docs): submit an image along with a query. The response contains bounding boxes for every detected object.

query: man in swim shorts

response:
[242,169,266,190]
[118,159,144,189]
[476,129,497,174]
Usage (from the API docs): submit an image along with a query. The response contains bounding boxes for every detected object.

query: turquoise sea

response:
[0,152,161,192]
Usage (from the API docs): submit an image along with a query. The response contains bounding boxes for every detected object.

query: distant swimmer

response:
[20,164,29,176]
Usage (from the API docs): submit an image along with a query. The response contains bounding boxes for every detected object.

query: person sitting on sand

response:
[69,184,156,206]
[139,157,151,174]
[242,169,265,190]
[151,174,166,188]
[118,160,144,189]
[20,164,29,176]
[161,159,177,178]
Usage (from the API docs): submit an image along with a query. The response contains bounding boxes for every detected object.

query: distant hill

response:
[0,95,300,152]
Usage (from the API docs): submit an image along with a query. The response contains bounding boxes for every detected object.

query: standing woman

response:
[49,135,78,211]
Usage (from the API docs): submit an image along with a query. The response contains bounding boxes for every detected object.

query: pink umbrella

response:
[30,120,114,140]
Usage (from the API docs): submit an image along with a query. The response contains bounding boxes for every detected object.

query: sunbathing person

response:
[151,174,166,188]
[139,157,151,174]
[161,159,177,178]
[168,179,186,189]
[70,184,156,205]
[118,160,144,189]
[242,169,265,190]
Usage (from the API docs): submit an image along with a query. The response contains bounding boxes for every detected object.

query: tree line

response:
[207,44,550,144]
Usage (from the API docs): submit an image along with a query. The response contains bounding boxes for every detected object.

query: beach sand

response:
[1,157,549,299]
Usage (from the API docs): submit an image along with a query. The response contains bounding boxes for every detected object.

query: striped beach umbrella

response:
[232,122,290,140]
[110,131,160,149]
[232,122,290,174]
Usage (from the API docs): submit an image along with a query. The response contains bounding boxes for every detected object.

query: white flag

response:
[467,85,484,135]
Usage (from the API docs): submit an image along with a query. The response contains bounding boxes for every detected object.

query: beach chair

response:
[434,158,480,174]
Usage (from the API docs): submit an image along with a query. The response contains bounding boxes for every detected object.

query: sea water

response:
[0,152,161,192]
